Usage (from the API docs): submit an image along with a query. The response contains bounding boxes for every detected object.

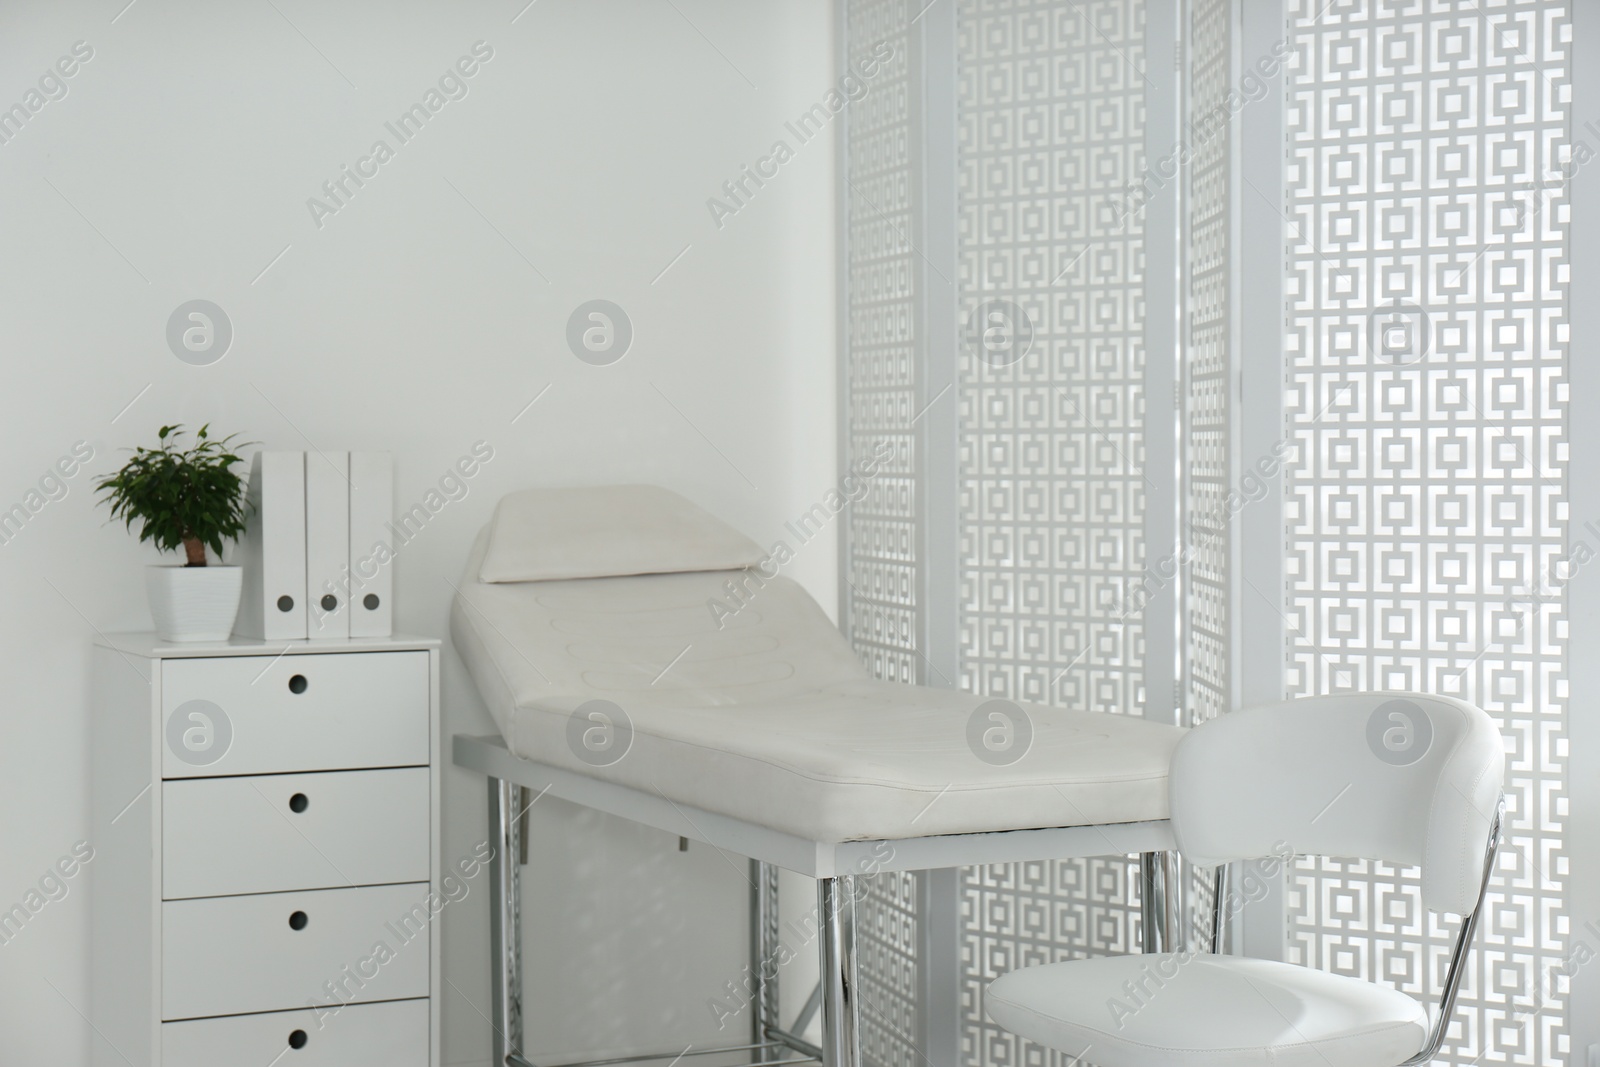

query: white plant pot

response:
[146,565,244,642]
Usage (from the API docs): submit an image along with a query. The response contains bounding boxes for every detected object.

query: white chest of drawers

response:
[90,633,441,1067]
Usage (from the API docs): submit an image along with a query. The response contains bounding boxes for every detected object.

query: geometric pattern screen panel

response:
[844,0,921,686]
[843,6,924,1067]
[1185,0,1234,729]
[856,870,919,1067]
[1283,2,1570,1064]
[954,2,1149,1066]
[955,0,1148,718]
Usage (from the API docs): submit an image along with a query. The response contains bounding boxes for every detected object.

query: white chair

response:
[984,693,1505,1067]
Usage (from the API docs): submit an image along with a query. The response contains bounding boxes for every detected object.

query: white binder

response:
[305,451,351,639]
[347,451,394,638]
[233,452,307,640]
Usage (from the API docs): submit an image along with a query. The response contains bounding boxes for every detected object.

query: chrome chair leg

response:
[817,875,860,1067]
[1210,861,1231,953]
[1139,850,1182,953]
[489,777,525,1067]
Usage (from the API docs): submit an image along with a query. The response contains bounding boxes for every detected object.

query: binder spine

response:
[347,452,394,638]
[233,451,307,640]
[305,452,351,639]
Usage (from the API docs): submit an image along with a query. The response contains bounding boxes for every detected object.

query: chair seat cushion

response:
[452,529,1183,843]
[985,954,1427,1067]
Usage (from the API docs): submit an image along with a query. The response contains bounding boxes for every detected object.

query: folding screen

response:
[1184,0,1236,730]
[837,2,1572,1067]
[951,4,1156,1067]
[841,6,928,1067]
[1280,3,1569,1064]
[841,3,1167,1067]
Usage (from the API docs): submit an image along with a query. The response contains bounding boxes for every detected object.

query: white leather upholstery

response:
[1169,694,1504,915]
[479,485,765,583]
[985,954,1427,1067]
[451,527,1184,843]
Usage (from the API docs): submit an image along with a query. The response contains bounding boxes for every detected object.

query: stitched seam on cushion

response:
[521,703,1176,790]
[475,603,1178,793]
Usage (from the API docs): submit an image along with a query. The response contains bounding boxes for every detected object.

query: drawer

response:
[164,768,430,899]
[162,997,428,1066]
[160,652,429,777]
[163,883,431,1020]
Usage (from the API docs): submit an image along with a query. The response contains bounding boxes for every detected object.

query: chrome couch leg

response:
[1139,850,1182,953]
[489,778,525,1066]
[817,875,860,1067]
[751,859,780,1060]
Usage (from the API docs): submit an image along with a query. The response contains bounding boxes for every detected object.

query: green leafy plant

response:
[96,424,254,567]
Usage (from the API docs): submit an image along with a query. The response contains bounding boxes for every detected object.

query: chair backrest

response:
[1169,693,1504,916]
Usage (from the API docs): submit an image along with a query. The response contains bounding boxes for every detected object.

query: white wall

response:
[0,2,838,1064]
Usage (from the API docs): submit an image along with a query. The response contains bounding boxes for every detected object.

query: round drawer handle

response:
[320,594,338,611]
[288,674,308,695]
[289,793,309,814]
[277,594,296,613]
[288,910,309,931]
[363,593,380,610]
[289,1029,309,1049]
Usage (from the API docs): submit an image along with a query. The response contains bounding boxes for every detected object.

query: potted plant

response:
[96,424,254,642]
